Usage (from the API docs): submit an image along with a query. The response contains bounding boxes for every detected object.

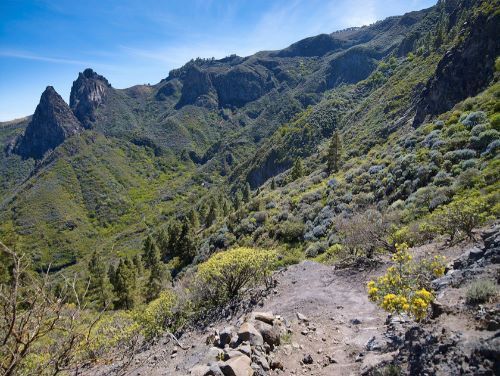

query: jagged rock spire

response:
[70,68,110,128]
[15,86,83,159]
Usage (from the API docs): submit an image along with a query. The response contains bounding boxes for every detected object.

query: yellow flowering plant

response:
[367,243,446,321]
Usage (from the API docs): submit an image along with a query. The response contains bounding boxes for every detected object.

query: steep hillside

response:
[0,0,499,374]
[0,0,498,272]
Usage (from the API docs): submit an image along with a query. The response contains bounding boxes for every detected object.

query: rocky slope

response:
[14,86,83,159]
[84,225,499,375]
[414,2,500,125]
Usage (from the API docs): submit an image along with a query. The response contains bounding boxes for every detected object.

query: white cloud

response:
[0,50,91,65]
[0,49,117,70]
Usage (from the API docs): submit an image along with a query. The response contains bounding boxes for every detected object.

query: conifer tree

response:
[234,191,242,210]
[177,219,196,263]
[163,221,181,261]
[222,198,230,217]
[133,254,144,275]
[327,130,342,174]
[199,203,209,224]
[87,251,113,309]
[146,261,163,302]
[112,258,138,310]
[243,182,251,203]
[143,235,159,270]
[206,201,218,227]
[291,158,304,180]
[108,264,117,287]
[188,209,200,229]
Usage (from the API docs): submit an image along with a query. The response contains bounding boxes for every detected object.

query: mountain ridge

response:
[0,0,498,273]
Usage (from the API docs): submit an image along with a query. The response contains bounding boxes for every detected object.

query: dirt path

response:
[91,261,390,376]
[258,261,388,375]
[86,234,498,376]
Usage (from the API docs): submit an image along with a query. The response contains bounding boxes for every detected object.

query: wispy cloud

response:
[0,50,90,65]
[0,50,116,69]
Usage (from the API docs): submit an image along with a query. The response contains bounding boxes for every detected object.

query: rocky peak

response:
[70,68,110,128]
[14,86,83,159]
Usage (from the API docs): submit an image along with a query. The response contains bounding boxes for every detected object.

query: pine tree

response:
[243,183,251,203]
[198,203,208,224]
[291,158,304,181]
[177,219,196,263]
[164,221,181,261]
[327,131,342,174]
[143,235,159,270]
[188,209,199,229]
[108,264,117,287]
[206,201,218,226]
[222,198,230,217]
[234,191,242,210]
[133,254,144,275]
[87,251,113,309]
[112,258,138,310]
[146,261,163,302]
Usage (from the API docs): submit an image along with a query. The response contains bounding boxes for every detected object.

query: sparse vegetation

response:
[466,279,497,305]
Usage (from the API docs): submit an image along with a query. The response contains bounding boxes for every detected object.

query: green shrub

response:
[431,193,493,241]
[374,365,402,376]
[466,280,497,305]
[138,289,179,340]
[276,220,305,242]
[194,247,277,305]
[86,311,142,360]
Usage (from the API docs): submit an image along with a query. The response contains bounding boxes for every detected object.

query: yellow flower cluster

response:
[381,293,410,313]
[409,289,433,320]
[367,281,379,299]
[430,255,446,277]
[392,243,412,263]
[366,243,442,321]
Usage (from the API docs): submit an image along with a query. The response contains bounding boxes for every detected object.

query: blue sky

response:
[0,0,436,121]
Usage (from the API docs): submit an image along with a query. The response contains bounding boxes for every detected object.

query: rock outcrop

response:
[69,68,111,128]
[413,10,500,125]
[365,225,500,375]
[14,86,83,159]
[190,311,289,376]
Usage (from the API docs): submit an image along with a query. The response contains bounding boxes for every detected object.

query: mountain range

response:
[0,0,498,274]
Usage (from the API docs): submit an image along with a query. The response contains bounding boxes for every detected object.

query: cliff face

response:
[70,68,111,128]
[414,9,500,125]
[14,86,83,159]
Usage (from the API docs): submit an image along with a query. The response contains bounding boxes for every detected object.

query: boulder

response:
[191,364,224,376]
[204,347,225,363]
[468,247,484,262]
[224,349,245,360]
[237,343,252,357]
[238,323,263,346]
[254,321,280,348]
[252,354,270,371]
[220,355,253,376]
[218,326,235,348]
[302,354,313,364]
[252,312,275,325]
